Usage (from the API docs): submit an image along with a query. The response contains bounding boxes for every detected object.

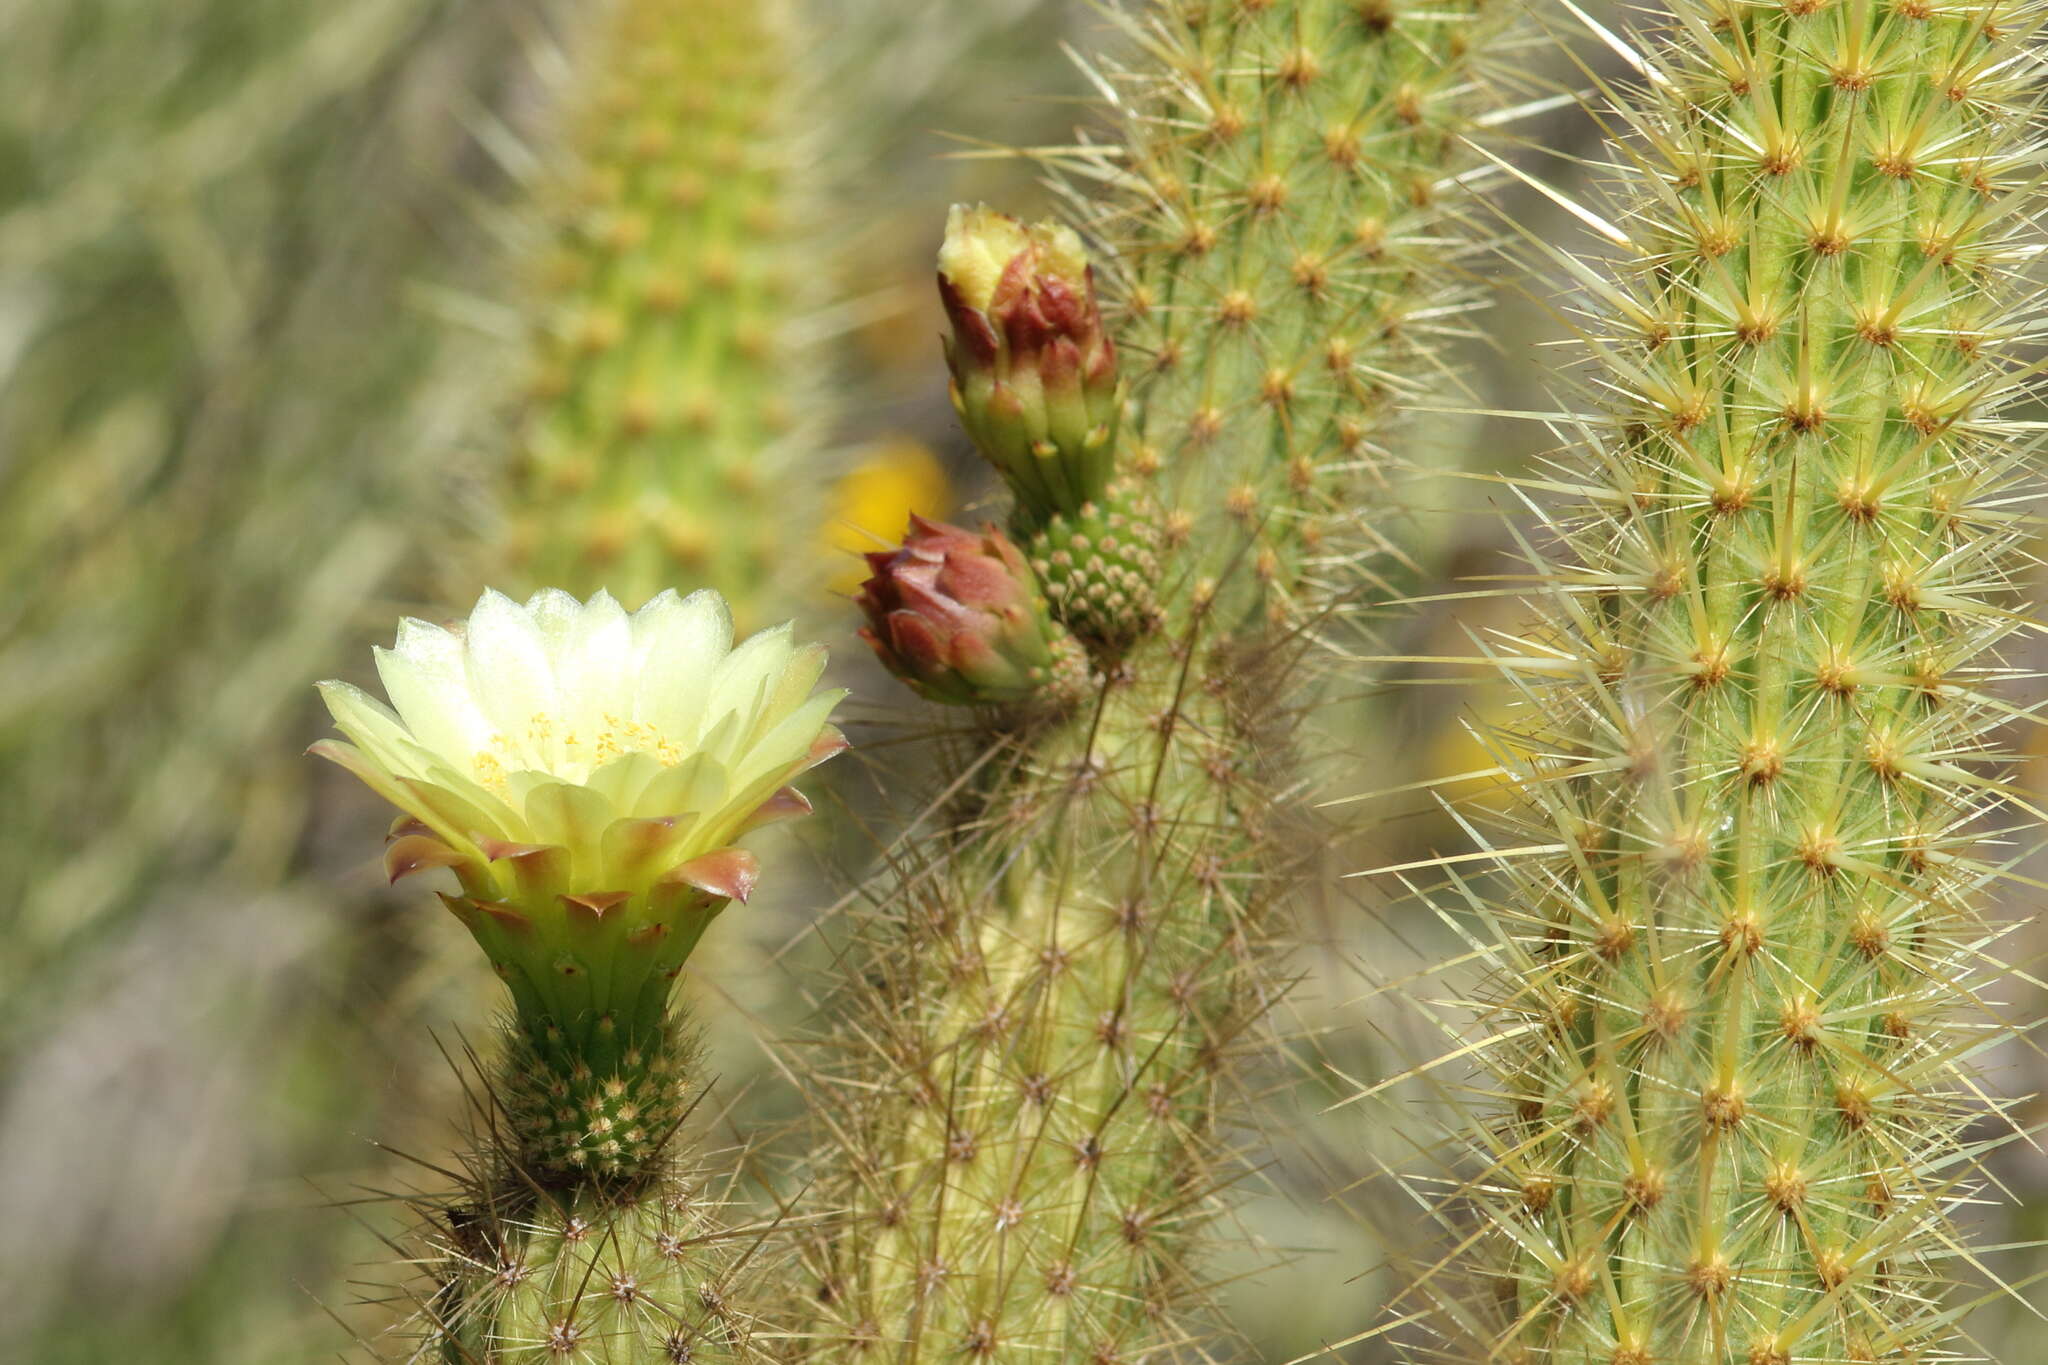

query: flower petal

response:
[318,681,428,781]
[704,624,793,735]
[584,750,663,811]
[638,751,730,822]
[464,590,559,759]
[600,815,693,887]
[738,692,847,789]
[663,847,760,903]
[523,587,586,654]
[558,589,634,728]
[759,641,829,739]
[520,780,614,871]
[635,588,733,737]
[376,621,490,760]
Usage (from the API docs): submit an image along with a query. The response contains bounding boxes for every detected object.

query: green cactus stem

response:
[801,3,1506,1361]
[1389,4,2048,1361]
[1109,0,1504,631]
[425,1152,765,1364]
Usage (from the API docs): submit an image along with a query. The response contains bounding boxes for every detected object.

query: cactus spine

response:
[804,4,1502,1360]
[497,0,813,615]
[1403,5,2048,1361]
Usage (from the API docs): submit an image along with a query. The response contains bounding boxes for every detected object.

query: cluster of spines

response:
[497,0,811,615]
[1396,4,2048,1362]
[1101,0,1503,628]
[798,2,1505,1361]
[428,1168,760,1363]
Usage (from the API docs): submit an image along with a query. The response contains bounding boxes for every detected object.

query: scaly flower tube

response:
[315,586,844,1176]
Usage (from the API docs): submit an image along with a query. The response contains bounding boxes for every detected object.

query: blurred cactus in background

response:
[0,2,535,1358]
[483,2,819,616]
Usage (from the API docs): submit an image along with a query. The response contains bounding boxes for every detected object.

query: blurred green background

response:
[0,1,2038,1359]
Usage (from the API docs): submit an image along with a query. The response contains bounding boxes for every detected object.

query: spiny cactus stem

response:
[809,1,1508,1359]
[1396,5,2047,1359]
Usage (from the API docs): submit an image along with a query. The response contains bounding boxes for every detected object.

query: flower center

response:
[469,711,691,793]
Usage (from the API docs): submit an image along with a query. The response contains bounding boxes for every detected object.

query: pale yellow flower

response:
[315,587,844,906]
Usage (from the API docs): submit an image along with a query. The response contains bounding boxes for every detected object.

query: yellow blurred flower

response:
[823,440,953,593]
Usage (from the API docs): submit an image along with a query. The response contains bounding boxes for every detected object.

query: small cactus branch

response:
[807,674,1271,1362]
[496,0,817,618]
[1399,5,2048,1362]
[802,3,1508,1360]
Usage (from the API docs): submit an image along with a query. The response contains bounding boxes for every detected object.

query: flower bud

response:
[856,515,1083,706]
[939,204,1121,528]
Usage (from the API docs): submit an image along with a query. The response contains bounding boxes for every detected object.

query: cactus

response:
[349,8,833,1355]
[1385,4,2048,1361]
[797,4,1505,1360]
[489,0,817,617]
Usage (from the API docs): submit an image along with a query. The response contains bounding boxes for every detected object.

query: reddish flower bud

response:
[939,205,1121,528]
[856,515,1082,706]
